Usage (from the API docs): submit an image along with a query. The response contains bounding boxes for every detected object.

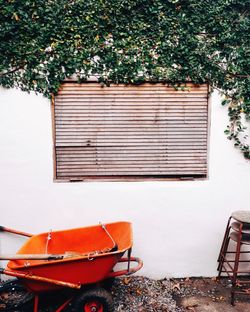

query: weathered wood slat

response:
[56,129,207,134]
[56,96,207,101]
[55,105,208,110]
[56,100,207,105]
[56,154,207,159]
[56,143,207,148]
[56,150,207,154]
[60,85,208,88]
[56,118,207,122]
[56,90,207,95]
[55,113,207,119]
[59,88,208,93]
[55,108,207,113]
[57,169,207,175]
[56,124,207,129]
[55,138,207,143]
[56,95,207,98]
[61,82,207,86]
[56,146,207,151]
[60,165,206,175]
[55,106,207,109]
[56,103,207,109]
[57,155,206,165]
[58,88,207,91]
[60,84,208,90]
[55,138,207,144]
[56,138,207,143]
[56,122,207,127]
[57,154,207,159]
[56,125,207,130]
[56,133,207,138]
[57,165,207,171]
[57,87,208,90]
[57,94,207,98]
[57,85,207,91]
[57,157,206,162]
[55,117,207,122]
[57,161,206,166]
[56,134,207,139]
[57,88,207,93]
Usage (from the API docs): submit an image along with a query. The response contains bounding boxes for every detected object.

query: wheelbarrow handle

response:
[107,256,143,278]
[0,268,81,289]
[0,226,32,237]
[0,253,64,260]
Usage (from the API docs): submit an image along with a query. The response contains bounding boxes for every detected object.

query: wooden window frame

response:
[51,81,210,182]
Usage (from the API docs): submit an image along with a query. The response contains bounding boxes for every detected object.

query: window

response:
[52,82,209,181]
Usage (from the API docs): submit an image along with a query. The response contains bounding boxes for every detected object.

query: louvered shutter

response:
[53,83,209,181]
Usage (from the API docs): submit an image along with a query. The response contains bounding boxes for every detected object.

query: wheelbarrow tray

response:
[6,221,132,292]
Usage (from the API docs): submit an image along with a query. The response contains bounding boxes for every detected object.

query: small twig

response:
[0,65,25,77]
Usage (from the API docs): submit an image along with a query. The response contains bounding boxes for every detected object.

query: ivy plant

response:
[0,0,249,158]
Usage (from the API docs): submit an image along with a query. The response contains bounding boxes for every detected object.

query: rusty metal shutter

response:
[53,83,209,181]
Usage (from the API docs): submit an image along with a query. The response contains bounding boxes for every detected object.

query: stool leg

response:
[231,223,243,306]
[217,217,232,274]
[217,217,232,264]
[218,235,231,277]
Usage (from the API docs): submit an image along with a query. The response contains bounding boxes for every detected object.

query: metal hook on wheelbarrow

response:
[99,222,118,252]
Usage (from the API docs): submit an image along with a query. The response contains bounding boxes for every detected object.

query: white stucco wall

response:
[0,86,249,278]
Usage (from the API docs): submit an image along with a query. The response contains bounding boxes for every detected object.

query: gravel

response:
[112,276,188,312]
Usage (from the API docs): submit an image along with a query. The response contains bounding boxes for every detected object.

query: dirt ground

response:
[171,277,250,312]
[1,276,250,311]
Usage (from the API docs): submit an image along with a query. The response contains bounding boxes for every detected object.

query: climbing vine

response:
[0,0,249,158]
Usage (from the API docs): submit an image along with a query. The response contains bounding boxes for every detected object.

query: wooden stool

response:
[217,211,250,305]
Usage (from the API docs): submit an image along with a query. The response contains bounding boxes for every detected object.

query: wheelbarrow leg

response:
[34,295,39,312]
[55,297,74,312]
[33,294,73,312]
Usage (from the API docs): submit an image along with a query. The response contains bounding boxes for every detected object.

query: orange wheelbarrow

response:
[0,221,143,312]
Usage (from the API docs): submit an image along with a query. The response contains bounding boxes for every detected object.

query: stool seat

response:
[230,231,250,245]
[231,221,250,234]
[232,210,250,224]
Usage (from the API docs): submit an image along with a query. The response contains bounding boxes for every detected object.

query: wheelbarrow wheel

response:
[73,287,113,312]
